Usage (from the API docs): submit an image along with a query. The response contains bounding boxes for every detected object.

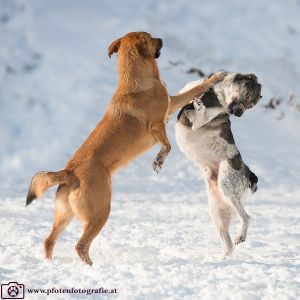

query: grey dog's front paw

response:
[152,152,165,174]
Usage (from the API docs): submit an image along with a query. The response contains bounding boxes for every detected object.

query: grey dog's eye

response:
[246,92,251,99]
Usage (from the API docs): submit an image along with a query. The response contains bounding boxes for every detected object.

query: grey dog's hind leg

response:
[218,161,251,245]
[204,166,234,258]
[209,199,234,258]
[228,196,250,244]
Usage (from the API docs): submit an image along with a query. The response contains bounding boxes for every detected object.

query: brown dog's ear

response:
[108,38,121,58]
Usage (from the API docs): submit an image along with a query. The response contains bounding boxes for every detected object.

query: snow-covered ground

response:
[1,0,300,299]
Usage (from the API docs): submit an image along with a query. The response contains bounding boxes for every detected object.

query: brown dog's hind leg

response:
[75,210,110,266]
[44,185,74,259]
[151,123,171,173]
[71,168,112,266]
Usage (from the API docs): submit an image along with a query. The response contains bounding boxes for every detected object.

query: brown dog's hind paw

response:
[75,243,93,266]
[44,238,54,260]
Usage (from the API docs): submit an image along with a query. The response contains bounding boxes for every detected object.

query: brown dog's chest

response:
[111,82,169,124]
[145,82,169,121]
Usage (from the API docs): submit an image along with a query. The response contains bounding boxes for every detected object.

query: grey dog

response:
[175,72,262,258]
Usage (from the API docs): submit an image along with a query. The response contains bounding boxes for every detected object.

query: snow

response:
[1,0,300,299]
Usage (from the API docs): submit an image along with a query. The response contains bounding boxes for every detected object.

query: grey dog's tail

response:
[248,170,258,193]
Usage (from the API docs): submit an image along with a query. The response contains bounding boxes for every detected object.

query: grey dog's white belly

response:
[175,122,239,170]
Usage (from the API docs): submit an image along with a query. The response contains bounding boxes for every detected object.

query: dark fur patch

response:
[245,166,258,192]
[234,74,248,81]
[177,102,194,127]
[229,153,242,170]
[177,89,221,127]
[249,170,258,192]
[234,74,257,82]
[202,114,229,133]
[208,112,229,125]
[201,89,222,108]
[57,184,65,193]
[219,120,235,144]
[249,171,258,184]
[177,102,194,120]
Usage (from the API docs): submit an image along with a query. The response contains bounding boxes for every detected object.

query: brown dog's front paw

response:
[207,71,226,84]
[196,72,226,94]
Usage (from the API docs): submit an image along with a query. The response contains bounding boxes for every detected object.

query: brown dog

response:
[26,32,224,265]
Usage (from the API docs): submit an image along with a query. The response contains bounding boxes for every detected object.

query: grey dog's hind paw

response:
[152,153,165,174]
[152,161,161,173]
[234,235,246,245]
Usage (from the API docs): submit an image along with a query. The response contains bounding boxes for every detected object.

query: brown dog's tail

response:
[26,170,80,206]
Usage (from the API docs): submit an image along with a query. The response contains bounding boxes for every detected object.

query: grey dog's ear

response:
[185,105,224,131]
[185,101,209,131]
[185,109,204,131]
[108,38,121,58]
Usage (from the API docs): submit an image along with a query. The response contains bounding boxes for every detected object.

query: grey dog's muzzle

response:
[227,101,244,117]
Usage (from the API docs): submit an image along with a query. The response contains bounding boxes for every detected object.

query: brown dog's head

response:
[108,32,163,59]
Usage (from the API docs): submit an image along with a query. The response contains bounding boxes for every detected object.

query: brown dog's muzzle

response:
[156,38,163,49]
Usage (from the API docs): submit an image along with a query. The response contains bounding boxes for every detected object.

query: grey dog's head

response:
[212,72,262,117]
